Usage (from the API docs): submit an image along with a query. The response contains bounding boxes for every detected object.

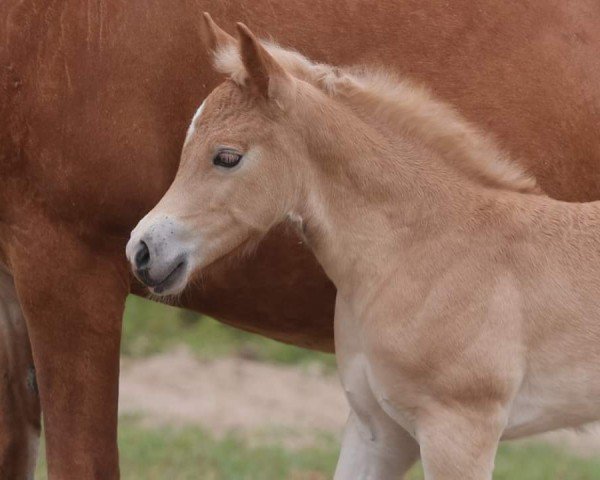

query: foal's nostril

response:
[134,241,151,270]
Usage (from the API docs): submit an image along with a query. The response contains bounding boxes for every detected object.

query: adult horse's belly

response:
[140,224,337,352]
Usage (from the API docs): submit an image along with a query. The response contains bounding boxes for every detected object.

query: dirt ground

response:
[119,348,347,436]
[119,348,600,455]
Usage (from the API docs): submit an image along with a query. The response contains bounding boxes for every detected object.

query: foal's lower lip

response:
[151,262,186,294]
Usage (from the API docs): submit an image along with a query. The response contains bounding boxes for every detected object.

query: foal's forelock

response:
[214,40,538,194]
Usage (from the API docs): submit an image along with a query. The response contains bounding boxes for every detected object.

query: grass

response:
[122,295,336,371]
[35,417,600,479]
[406,443,600,479]
[36,416,340,480]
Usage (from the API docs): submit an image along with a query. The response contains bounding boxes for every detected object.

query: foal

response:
[128,16,600,479]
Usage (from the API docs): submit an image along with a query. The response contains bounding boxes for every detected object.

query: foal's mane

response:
[215,41,538,194]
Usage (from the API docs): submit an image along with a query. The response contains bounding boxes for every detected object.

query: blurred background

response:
[35,296,600,479]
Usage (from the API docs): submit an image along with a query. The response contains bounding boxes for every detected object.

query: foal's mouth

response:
[136,261,187,295]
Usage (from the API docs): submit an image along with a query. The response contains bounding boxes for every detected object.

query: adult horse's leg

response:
[0,269,40,480]
[9,220,129,479]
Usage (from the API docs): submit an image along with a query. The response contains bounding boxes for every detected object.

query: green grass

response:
[35,417,600,479]
[36,416,340,480]
[122,295,336,370]
[491,442,600,480]
[405,443,600,480]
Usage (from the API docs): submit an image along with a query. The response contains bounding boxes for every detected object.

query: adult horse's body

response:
[1,0,600,478]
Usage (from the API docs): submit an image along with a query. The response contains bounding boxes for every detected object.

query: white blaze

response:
[184,99,207,145]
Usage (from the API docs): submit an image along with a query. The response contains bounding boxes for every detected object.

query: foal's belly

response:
[503,374,600,439]
[343,351,600,442]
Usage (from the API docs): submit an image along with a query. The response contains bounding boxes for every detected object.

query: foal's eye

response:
[213,150,242,169]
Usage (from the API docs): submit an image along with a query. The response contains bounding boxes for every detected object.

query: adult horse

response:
[1,1,599,478]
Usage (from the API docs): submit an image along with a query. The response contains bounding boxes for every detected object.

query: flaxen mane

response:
[214,41,538,194]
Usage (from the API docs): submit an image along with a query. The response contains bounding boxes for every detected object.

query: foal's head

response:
[127,17,325,295]
[126,14,536,295]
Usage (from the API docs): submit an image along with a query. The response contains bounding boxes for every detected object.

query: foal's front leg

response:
[417,404,506,480]
[334,409,419,480]
[333,296,420,479]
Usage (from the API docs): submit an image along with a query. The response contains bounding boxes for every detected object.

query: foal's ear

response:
[236,23,294,105]
[201,12,236,57]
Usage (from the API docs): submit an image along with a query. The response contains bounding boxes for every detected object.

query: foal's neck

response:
[294,102,494,298]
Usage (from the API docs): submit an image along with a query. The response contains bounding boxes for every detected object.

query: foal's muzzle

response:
[126,216,193,295]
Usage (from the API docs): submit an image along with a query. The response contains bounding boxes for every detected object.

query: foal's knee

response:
[417,404,506,480]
